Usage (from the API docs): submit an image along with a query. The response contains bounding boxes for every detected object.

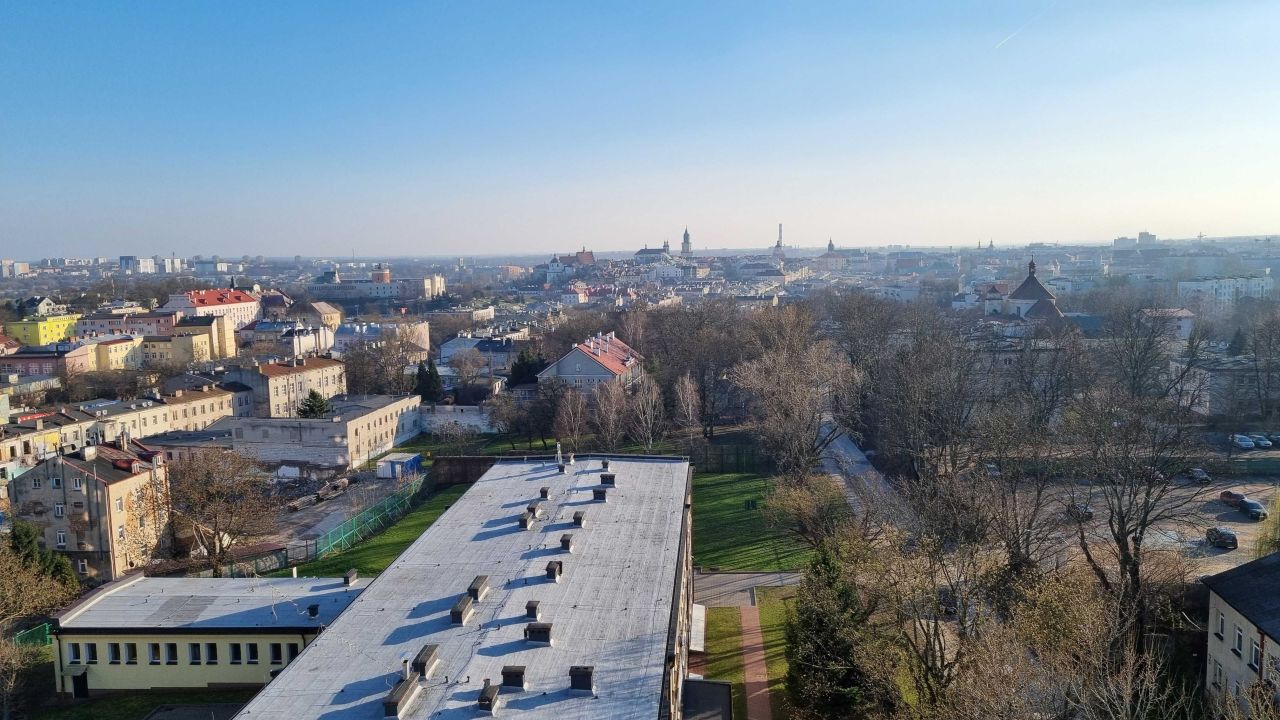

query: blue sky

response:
[2,1,1278,257]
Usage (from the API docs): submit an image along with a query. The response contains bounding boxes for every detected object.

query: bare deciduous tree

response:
[169,449,277,577]
[447,347,487,402]
[626,376,667,452]
[0,544,74,720]
[591,382,628,451]
[553,389,589,453]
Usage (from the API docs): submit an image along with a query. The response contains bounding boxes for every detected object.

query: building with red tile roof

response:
[162,289,262,331]
[538,331,644,390]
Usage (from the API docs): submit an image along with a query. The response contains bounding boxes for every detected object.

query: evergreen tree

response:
[418,359,444,402]
[1228,328,1248,356]
[414,361,431,401]
[509,349,548,386]
[297,389,333,419]
[785,542,896,717]
[7,521,79,591]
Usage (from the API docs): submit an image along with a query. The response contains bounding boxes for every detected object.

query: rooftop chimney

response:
[545,561,563,582]
[411,644,440,678]
[573,510,586,527]
[501,665,527,690]
[519,511,534,530]
[600,473,616,487]
[468,575,490,602]
[569,665,595,693]
[560,534,574,553]
[477,680,501,714]
[601,458,610,471]
[525,600,541,620]
[382,676,420,719]
[451,595,474,625]
[539,486,550,500]
[592,488,608,503]
[344,568,359,586]
[524,622,553,645]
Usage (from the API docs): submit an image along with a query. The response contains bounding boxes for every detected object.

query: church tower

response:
[681,227,692,258]
[662,238,670,254]
[828,237,835,252]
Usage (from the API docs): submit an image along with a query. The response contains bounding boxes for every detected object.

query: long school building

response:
[236,455,695,720]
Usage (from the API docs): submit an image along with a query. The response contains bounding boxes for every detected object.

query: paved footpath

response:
[740,605,773,720]
[695,571,800,607]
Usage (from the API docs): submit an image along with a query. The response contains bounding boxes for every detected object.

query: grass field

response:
[33,689,256,720]
[757,585,797,720]
[274,484,470,577]
[704,607,748,720]
[692,473,814,572]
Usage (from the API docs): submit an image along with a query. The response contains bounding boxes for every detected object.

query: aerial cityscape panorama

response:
[3,3,1280,720]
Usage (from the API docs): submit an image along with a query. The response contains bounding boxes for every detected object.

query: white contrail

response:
[995,2,1056,49]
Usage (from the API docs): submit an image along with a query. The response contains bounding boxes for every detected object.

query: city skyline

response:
[3,1,1279,256]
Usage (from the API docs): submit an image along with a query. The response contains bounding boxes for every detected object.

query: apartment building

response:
[5,313,82,346]
[140,334,211,367]
[222,357,346,417]
[174,315,235,359]
[51,575,368,698]
[207,393,421,472]
[85,336,144,371]
[10,441,170,582]
[1203,554,1280,716]
[1177,273,1274,315]
[162,289,261,330]
[75,311,178,339]
[290,301,342,330]
[0,343,95,377]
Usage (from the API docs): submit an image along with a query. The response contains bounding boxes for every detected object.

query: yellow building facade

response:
[51,575,367,697]
[4,314,82,346]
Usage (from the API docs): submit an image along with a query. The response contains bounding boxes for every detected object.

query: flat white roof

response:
[236,456,690,720]
[56,577,369,633]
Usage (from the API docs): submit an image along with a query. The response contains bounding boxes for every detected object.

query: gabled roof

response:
[181,289,259,306]
[1008,261,1056,301]
[1024,298,1064,320]
[541,332,642,379]
[1204,553,1280,642]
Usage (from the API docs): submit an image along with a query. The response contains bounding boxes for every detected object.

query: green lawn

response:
[704,607,748,720]
[34,689,257,720]
[692,473,814,572]
[756,586,797,720]
[275,484,470,577]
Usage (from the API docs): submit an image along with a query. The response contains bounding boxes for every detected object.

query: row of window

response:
[66,641,300,667]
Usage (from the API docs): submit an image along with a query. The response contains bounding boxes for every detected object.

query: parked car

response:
[1240,500,1270,521]
[1220,490,1248,507]
[983,462,1001,478]
[1188,467,1212,484]
[1067,503,1094,521]
[1206,527,1239,549]
[1249,434,1274,448]
[1231,434,1256,450]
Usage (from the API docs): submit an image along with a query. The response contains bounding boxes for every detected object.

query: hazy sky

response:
[3,1,1278,258]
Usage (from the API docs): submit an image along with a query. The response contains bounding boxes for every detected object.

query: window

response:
[1235,626,1245,655]
[85,643,98,664]
[54,503,65,518]
[76,559,88,574]
[31,477,41,490]
[149,643,161,665]
[230,643,242,664]
[1213,659,1223,688]
[52,477,62,489]
[68,643,82,664]
[115,497,124,512]
[1217,611,1225,639]
[72,477,82,491]
[1252,641,1263,669]
[117,525,125,541]
[164,643,177,665]
[55,531,66,548]
[246,643,259,664]
[204,643,218,665]
[188,643,202,665]
[108,643,121,664]
[288,643,300,661]
[269,643,283,665]
[124,643,137,665]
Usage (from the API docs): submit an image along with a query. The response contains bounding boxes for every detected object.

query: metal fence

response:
[314,473,427,558]
[13,623,50,647]
[688,444,772,474]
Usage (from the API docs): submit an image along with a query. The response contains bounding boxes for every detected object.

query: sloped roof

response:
[1025,298,1064,320]
[255,357,344,378]
[184,289,258,306]
[542,333,643,379]
[1204,553,1280,641]
[1009,262,1056,301]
